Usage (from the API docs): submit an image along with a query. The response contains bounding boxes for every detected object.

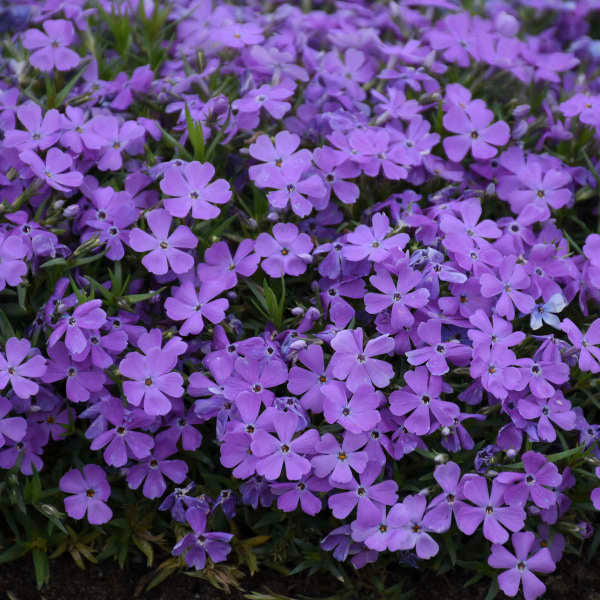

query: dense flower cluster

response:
[2,0,600,597]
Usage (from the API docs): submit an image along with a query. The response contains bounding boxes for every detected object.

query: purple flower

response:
[197,240,259,287]
[119,347,184,416]
[387,494,439,559]
[287,344,335,413]
[126,441,188,499]
[423,461,468,533]
[313,147,360,205]
[89,400,154,467]
[311,432,368,484]
[496,451,562,509]
[251,412,318,481]
[172,507,233,570]
[455,476,526,543]
[272,475,327,516]
[443,105,509,162]
[406,319,471,376]
[328,461,397,522]
[160,161,231,220]
[59,464,112,525]
[232,83,293,122]
[329,328,394,392]
[255,223,313,278]
[3,103,61,150]
[165,280,229,336]
[470,345,524,400]
[323,382,381,434]
[42,342,106,403]
[86,117,145,171]
[0,338,46,399]
[389,367,459,435]
[364,263,430,328]
[20,148,83,192]
[0,233,28,292]
[561,318,600,373]
[488,531,555,600]
[48,300,107,356]
[22,19,80,72]
[159,484,209,523]
[248,131,312,185]
[129,209,196,275]
[480,256,535,320]
[518,392,575,442]
[343,213,409,263]
[0,396,27,448]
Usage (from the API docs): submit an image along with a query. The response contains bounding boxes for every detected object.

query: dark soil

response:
[1,554,600,600]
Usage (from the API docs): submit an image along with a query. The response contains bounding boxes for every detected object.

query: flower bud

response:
[267,211,279,222]
[494,11,519,37]
[291,306,305,316]
[434,453,448,464]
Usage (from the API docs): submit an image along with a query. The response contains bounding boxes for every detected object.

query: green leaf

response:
[0,542,29,564]
[32,547,49,589]
[56,60,91,107]
[185,102,205,161]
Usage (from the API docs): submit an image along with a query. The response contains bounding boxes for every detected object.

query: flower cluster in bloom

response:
[2,0,600,597]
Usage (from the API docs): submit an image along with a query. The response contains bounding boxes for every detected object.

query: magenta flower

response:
[322,382,381,434]
[0,337,46,400]
[389,367,459,435]
[255,223,313,278]
[165,280,229,336]
[488,531,555,600]
[251,412,319,481]
[129,209,196,275]
[119,347,184,416]
[59,464,112,525]
[160,160,231,220]
[443,106,510,162]
[329,328,394,392]
[496,451,562,509]
[19,148,83,192]
[22,20,80,72]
